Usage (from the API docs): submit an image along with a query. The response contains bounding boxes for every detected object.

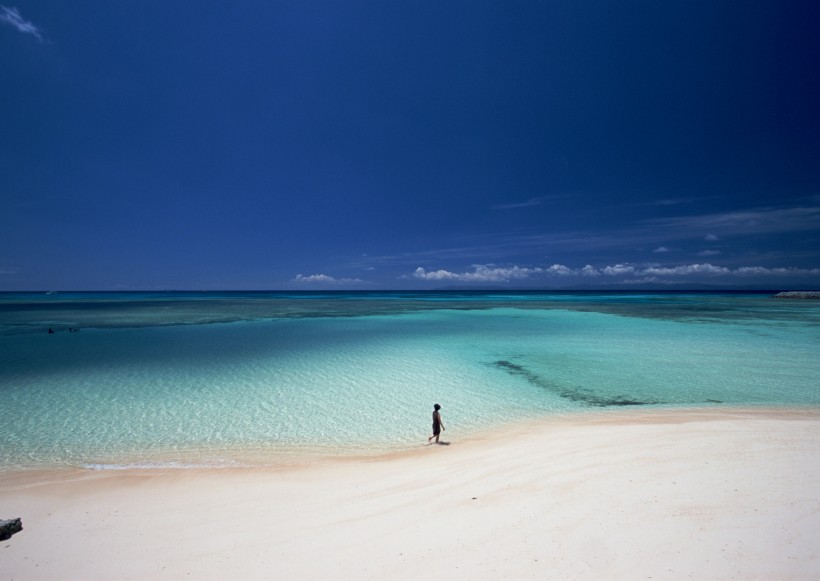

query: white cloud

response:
[602,264,636,276]
[546,264,573,276]
[293,274,335,283]
[653,246,670,253]
[413,265,542,282]
[412,268,458,281]
[704,234,720,241]
[641,263,730,276]
[292,273,364,284]
[0,5,43,40]
[581,265,600,277]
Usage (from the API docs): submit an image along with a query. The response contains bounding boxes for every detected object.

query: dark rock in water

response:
[0,518,22,541]
[705,399,723,404]
[773,291,820,299]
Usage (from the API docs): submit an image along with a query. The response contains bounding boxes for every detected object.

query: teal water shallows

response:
[0,292,818,469]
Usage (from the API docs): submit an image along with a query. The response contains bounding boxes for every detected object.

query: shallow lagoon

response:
[1,291,818,469]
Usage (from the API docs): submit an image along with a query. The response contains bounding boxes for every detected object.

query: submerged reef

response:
[491,360,659,407]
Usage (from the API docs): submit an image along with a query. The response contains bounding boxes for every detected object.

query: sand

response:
[1,408,819,580]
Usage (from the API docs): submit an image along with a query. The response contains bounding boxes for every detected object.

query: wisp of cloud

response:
[1,5,43,41]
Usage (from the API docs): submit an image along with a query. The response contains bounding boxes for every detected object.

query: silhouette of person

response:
[427,403,445,444]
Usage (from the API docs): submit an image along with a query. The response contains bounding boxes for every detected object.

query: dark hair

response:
[433,403,441,411]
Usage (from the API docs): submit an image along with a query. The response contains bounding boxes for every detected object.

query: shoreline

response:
[2,406,819,579]
[3,404,819,476]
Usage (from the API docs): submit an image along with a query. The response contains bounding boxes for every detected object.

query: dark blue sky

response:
[2,1,819,290]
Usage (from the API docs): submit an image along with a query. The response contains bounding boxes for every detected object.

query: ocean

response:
[1,291,818,470]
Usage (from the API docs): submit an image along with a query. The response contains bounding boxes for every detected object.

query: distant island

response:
[773,291,820,299]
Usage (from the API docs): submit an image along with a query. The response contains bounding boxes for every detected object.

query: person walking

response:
[428,403,445,444]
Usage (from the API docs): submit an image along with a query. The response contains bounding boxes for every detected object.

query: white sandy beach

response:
[1,408,819,580]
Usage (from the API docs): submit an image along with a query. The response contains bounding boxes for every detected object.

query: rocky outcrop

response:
[0,518,22,541]
[773,291,820,299]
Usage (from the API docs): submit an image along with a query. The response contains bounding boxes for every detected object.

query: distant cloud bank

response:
[0,5,43,40]
[412,263,820,285]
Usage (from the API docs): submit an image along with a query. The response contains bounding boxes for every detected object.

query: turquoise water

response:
[1,292,818,469]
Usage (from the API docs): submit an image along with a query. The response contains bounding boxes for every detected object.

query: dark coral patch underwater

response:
[491,359,659,407]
